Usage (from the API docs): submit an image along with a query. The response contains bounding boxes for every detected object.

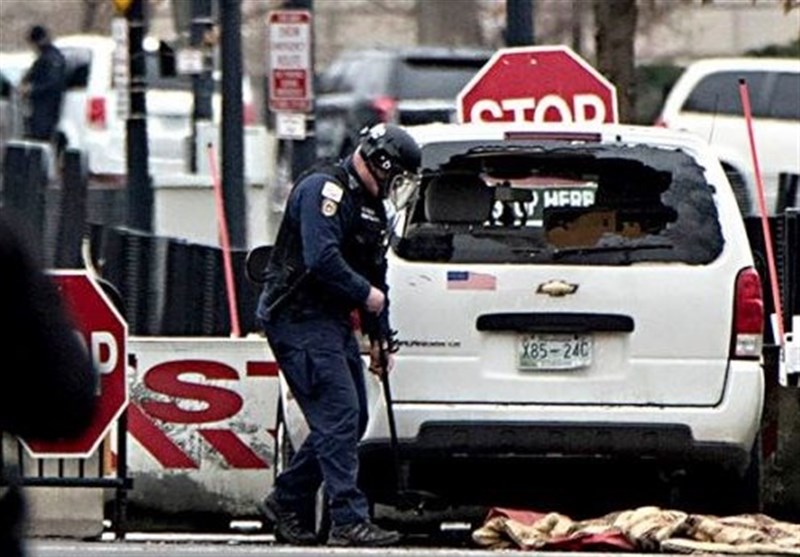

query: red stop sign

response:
[22,271,128,458]
[457,45,618,124]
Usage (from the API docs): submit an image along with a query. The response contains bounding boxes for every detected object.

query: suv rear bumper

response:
[360,361,763,473]
[360,421,750,472]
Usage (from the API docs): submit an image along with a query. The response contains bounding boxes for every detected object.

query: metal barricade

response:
[0,277,133,539]
[0,416,132,539]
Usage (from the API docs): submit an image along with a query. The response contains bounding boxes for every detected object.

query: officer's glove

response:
[368,339,394,377]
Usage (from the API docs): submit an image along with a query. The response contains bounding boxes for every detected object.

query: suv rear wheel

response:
[675,435,763,515]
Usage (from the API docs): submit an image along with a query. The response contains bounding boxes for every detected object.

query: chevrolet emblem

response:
[536,280,578,297]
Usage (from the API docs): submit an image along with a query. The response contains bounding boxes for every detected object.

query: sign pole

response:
[506,0,534,46]
[219,0,247,249]
[125,0,153,232]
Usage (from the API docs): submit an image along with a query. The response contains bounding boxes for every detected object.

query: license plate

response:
[517,333,593,370]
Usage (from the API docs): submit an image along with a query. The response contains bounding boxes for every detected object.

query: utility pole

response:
[190,0,215,172]
[219,0,246,249]
[126,0,152,232]
[506,0,535,46]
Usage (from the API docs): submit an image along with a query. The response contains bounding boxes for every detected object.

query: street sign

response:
[268,10,313,113]
[457,45,618,124]
[22,271,129,458]
[275,112,307,140]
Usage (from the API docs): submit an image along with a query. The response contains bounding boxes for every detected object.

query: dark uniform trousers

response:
[262,312,371,526]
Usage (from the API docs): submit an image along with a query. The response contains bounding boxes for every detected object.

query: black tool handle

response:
[378,342,404,495]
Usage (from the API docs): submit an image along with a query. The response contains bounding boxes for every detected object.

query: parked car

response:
[52,34,256,179]
[314,46,493,160]
[278,121,767,519]
[657,57,800,215]
[271,47,492,221]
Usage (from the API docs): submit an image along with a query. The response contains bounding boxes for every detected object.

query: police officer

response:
[256,124,421,547]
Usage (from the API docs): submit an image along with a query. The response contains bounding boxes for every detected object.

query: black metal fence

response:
[744,208,800,343]
[1,140,262,337]
[87,223,262,336]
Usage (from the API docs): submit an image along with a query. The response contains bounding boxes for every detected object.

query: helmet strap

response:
[364,156,390,197]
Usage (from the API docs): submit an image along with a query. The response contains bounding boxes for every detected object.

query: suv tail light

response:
[653,117,667,127]
[732,267,764,358]
[372,96,398,122]
[86,96,107,129]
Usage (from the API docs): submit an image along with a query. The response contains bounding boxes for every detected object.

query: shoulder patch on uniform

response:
[321,181,344,202]
[321,198,338,217]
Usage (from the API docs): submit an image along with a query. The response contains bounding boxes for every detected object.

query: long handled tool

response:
[378,343,404,493]
[377,340,438,513]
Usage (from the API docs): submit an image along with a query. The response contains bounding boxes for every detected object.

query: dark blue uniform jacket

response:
[256,158,391,340]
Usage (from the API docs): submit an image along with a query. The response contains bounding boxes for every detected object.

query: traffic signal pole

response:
[126,0,153,232]
[219,0,247,249]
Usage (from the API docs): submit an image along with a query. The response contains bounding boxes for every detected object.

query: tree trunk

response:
[593,0,637,123]
[418,0,482,47]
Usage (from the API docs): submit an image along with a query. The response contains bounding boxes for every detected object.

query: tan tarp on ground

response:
[472,506,800,554]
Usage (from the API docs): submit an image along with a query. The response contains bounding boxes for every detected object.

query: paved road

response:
[27,537,678,557]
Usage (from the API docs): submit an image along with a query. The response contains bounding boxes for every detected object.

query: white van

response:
[53,35,256,179]
[657,57,800,215]
[278,121,767,519]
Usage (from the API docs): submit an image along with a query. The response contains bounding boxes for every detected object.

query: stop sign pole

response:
[457,45,618,125]
[22,271,129,459]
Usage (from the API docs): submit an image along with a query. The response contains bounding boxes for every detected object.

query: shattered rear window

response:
[393,140,724,265]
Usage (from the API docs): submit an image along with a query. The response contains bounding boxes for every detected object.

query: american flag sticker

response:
[447,271,497,290]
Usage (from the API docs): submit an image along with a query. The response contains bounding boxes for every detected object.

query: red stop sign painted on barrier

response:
[457,46,618,124]
[22,271,128,458]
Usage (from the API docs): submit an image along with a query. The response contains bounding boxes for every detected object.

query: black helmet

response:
[359,124,421,197]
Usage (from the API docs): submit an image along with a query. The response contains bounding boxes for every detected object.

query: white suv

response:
[54,34,256,179]
[281,121,767,518]
[657,57,800,215]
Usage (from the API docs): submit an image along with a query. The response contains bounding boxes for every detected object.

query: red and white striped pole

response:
[739,79,785,345]
[207,142,242,338]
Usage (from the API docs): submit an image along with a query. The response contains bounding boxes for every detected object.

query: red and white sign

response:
[22,271,128,458]
[268,10,313,113]
[127,338,278,471]
[457,45,618,125]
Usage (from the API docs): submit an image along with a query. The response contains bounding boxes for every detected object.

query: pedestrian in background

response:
[255,124,421,547]
[20,25,66,142]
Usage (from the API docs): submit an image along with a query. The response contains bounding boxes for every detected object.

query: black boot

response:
[259,492,317,546]
[327,520,402,547]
